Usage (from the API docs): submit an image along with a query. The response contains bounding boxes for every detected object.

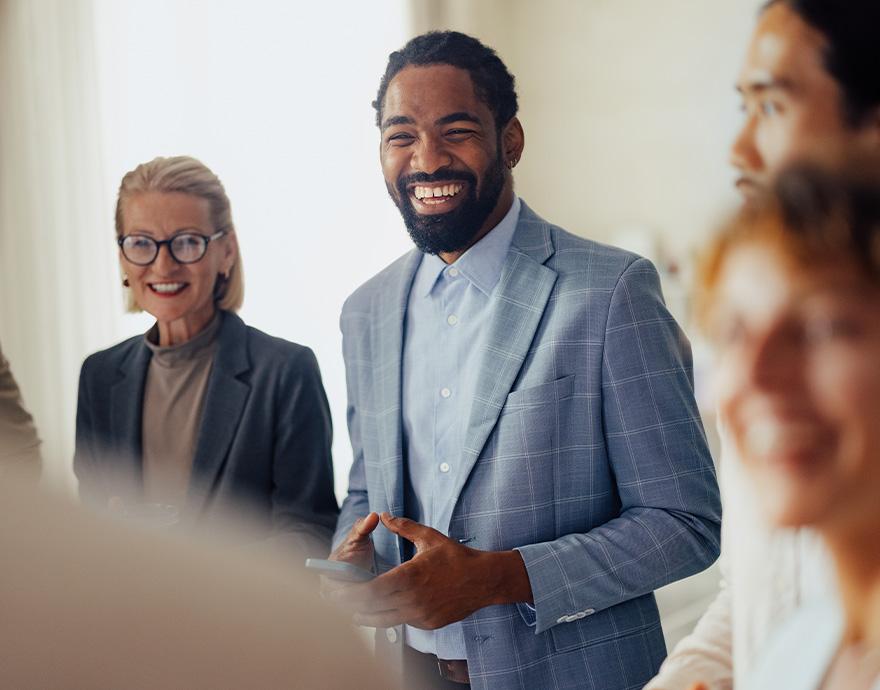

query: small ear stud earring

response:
[507,158,519,169]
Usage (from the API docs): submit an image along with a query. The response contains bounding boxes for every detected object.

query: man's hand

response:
[328,513,532,629]
[321,513,380,595]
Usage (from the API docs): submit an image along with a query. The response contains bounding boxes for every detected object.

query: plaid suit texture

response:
[336,201,721,689]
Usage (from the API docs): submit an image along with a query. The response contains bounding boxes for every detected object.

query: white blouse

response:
[748,600,880,690]
[646,422,834,690]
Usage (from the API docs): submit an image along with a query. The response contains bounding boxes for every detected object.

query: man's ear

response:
[502,117,525,168]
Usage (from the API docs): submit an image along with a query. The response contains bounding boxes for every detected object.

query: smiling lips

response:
[411,183,464,206]
[740,416,830,473]
[149,282,188,297]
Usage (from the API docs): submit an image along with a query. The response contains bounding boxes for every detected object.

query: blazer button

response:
[385,628,399,644]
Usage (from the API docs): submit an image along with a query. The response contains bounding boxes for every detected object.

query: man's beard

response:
[388,155,506,255]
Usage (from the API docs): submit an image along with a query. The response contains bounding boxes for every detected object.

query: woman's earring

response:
[122,276,130,287]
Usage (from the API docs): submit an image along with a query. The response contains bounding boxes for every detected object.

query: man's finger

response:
[352,512,380,539]
[352,609,407,629]
[335,588,406,614]
[329,571,404,605]
[379,512,443,549]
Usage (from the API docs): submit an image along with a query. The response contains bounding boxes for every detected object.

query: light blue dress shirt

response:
[402,197,521,659]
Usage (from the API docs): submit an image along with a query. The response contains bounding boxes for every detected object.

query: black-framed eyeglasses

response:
[117,229,227,266]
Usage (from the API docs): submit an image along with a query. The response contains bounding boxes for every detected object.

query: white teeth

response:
[413,184,464,200]
[743,419,817,457]
[151,283,185,293]
[745,422,777,456]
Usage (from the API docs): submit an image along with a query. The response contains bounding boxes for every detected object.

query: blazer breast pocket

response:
[503,374,576,408]
[494,374,578,449]
[485,374,577,467]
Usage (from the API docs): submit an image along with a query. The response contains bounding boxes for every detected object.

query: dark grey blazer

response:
[74,311,338,556]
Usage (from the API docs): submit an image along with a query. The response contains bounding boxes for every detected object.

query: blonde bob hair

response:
[115,155,244,313]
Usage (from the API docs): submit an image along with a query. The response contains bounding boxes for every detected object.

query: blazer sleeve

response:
[645,413,737,690]
[270,346,339,557]
[333,302,371,551]
[515,258,722,634]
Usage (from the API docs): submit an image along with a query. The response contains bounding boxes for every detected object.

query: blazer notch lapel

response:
[186,312,251,515]
[453,236,557,502]
[109,342,151,497]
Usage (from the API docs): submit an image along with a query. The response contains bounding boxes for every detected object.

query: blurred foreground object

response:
[0,475,391,690]
[0,341,42,479]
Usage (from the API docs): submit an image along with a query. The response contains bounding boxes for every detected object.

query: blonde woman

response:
[74,156,338,556]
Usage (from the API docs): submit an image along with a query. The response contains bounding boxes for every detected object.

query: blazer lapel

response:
[186,312,251,516]
[373,249,422,517]
[453,204,557,501]
[110,341,152,499]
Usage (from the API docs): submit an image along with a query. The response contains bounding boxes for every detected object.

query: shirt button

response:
[448,267,459,277]
[439,462,451,473]
[385,628,398,643]
[447,314,459,326]
[440,387,451,398]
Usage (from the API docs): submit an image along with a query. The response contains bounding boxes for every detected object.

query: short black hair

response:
[373,31,518,130]
[763,0,880,125]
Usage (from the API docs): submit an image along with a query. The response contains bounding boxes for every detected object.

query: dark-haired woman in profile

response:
[74,156,338,556]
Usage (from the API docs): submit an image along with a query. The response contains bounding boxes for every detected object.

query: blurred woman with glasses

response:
[74,156,338,556]
[697,159,880,690]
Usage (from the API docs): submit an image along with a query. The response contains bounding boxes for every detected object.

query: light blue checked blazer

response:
[335,201,721,690]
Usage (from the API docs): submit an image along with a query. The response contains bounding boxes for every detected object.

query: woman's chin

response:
[758,489,827,530]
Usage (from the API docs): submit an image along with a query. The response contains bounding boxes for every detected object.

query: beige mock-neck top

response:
[142,314,222,508]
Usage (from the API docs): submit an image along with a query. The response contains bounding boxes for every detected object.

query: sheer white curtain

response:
[0,0,121,493]
[1,0,413,496]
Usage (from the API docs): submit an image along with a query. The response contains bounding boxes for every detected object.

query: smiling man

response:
[330,32,721,689]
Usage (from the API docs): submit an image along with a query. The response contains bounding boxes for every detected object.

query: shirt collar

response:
[415,196,521,298]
